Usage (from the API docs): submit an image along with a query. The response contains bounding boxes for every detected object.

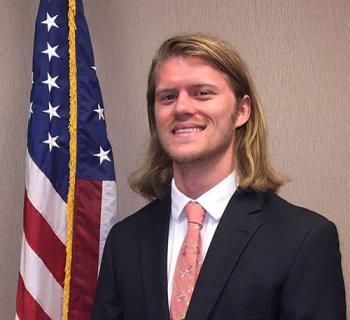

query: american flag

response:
[16,0,118,319]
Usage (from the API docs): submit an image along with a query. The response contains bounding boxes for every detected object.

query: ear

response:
[234,94,251,128]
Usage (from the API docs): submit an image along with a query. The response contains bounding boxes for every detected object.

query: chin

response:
[168,148,219,165]
[164,141,235,167]
[162,144,200,161]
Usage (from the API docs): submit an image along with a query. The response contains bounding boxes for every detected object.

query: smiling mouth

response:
[172,126,205,135]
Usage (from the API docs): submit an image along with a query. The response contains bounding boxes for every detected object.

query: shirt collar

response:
[171,172,237,222]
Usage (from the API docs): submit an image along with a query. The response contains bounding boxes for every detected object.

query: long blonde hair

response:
[129,34,286,200]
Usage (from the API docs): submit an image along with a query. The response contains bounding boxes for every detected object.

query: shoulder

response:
[107,196,170,240]
[260,192,338,241]
[263,192,331,222]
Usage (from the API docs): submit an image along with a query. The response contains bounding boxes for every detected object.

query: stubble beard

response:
[159,111,238,167]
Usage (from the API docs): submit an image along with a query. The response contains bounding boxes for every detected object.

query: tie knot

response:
[184,201,205,227]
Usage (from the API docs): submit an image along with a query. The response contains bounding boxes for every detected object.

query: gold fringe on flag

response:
[62,0,77,319]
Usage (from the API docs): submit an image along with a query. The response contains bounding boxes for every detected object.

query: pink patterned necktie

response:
[170,201,205,320]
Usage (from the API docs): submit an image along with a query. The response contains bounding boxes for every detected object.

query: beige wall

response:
[1,0,348,318]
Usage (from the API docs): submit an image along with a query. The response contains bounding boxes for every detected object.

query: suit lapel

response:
[139,195,171,320]
[186,189,264,320]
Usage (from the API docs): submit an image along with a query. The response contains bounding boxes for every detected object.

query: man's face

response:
[154,55,244,167]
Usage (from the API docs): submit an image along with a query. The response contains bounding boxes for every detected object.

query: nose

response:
[173,92,196,119]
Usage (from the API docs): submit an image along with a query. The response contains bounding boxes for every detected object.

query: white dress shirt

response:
[167,172,237,305]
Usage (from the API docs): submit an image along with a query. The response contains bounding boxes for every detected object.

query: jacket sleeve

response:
[279,220,346,319]
[92,227,123,319]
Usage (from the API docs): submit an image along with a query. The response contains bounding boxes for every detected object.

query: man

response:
[93,34,346,319]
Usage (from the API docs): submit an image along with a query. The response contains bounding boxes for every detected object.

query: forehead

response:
[155,55,230,88]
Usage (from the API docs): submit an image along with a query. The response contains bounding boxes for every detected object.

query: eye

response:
[158,93,177,105]
[162,94,177,101]
[194,90,212,99]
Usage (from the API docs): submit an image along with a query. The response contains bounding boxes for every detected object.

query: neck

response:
[173,156,234,199]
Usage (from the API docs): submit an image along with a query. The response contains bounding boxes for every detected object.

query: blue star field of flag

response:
[28,0,115,202]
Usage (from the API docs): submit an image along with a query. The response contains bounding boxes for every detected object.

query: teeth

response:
[175,128,202,133]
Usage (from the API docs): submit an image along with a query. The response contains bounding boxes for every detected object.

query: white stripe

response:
[98,181,118,273]
[19,234,63,320]
[15,313,20,320]
[25,150,67,244]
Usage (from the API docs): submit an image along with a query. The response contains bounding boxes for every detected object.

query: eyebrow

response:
[190,83,219,90]
[155,83,220,96]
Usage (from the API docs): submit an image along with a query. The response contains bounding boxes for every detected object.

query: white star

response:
[42,42,60,61]
[91,66,97,71]
[31,72,34,84]
[94,147,111,165]
[29,102,34,118]
[43,133,60,151]
[41,13,59,32]
[42,73,60,92]
[43,102,61,121]
[94,104,105,120]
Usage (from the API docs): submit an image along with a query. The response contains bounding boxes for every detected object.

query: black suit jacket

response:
[93,189,346,319]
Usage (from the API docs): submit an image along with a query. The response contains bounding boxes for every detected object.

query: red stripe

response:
[68,179,102,320]
[24,192,66,286]
[16,274,51,320]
